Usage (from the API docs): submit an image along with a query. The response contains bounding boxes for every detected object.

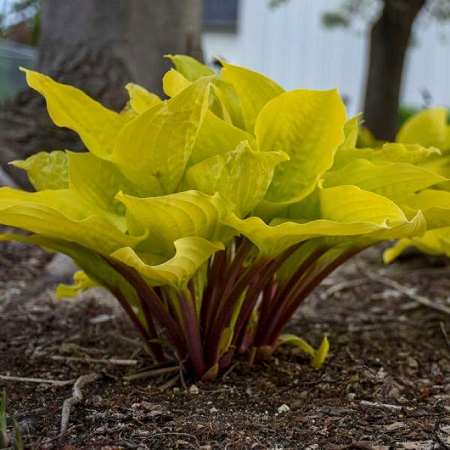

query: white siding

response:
[203,0,450,117]
[202,31,241,66]
[403,13,450,109]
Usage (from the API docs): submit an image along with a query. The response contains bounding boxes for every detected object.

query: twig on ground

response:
[50,355,138,366]
[359,400,413,412]
[439,322,450,353]
[123,365,179,381]
[347,323,396,332]
[0,375,75,386]
[221,364,236,380]
[110,332,143,348]
[148,432,199,449]
[158,374,180,392]
[320,278,367,299]
[60,373,101,434]
[365,272,450,316]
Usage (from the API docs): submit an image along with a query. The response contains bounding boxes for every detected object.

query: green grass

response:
[0,389,23,450]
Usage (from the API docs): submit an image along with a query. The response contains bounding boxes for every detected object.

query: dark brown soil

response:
[1,232,450,449]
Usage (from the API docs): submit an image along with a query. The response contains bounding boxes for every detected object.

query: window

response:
[203,0,239,32]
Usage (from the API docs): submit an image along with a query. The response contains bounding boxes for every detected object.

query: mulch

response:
[1,235,450,449]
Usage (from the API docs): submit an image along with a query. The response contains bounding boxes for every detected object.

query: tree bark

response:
[363,0,425,141]
[0,0,204,188]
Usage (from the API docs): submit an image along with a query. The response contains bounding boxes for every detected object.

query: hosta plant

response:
[367,108,450,262]
[0,56,443,381]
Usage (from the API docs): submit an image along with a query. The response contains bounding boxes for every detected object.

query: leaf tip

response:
[312,335,330,368]
[213,55,225,68]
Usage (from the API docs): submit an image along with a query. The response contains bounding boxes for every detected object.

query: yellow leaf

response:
[396,108,449,152]
[257,89,346,205]
[221,60,284,133]
[111,237,224,290]
[112,77,212,196]
[21,68,127,159]
[125,83,161,114]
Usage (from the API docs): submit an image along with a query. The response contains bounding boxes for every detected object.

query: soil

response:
[1,228,450,450]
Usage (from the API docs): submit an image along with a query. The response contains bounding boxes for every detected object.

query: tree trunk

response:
[363,0,425,141]
[0,0,204,188]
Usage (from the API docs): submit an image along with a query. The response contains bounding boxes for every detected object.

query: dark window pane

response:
[203,0,238,31]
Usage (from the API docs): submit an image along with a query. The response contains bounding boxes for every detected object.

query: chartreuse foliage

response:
[382,108,450,262]
[0,56,441,380]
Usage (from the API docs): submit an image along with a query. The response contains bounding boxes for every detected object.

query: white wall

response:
[403,11,450,109]
[202,31,241,68]
[202,0,450,117]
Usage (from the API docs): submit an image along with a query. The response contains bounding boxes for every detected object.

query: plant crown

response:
[0,56,446,380]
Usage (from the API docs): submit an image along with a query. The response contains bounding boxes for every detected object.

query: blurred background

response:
[1,0,449,186]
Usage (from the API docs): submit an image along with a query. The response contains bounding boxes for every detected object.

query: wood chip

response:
[384,421,406,431]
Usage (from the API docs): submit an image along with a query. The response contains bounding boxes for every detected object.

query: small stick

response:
[320,278,367,299]
[50,356,138,366]
[0,375,75,386]
[221,363,236,380]
[123,365,179,381]
[359,400,412,411]
[366,272,450,316]
[60,373,101,434]
[158,374,180,392]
